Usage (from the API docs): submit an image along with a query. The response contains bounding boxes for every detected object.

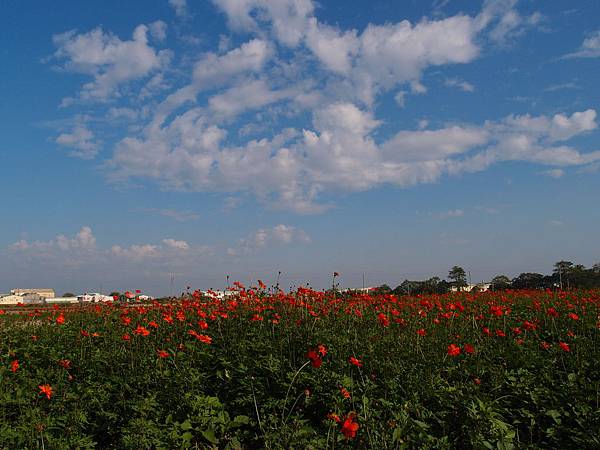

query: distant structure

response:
[450,283,491,293]
[340,287,376,294]
[11,288,55,299]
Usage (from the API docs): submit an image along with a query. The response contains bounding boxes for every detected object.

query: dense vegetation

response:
[373,260,600,296]
[1,288,599,449]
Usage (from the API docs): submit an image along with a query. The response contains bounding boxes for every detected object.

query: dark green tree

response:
[490,275,511,291]
[448,266,467,289]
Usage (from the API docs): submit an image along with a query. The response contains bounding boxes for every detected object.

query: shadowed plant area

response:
[1,288,600,449]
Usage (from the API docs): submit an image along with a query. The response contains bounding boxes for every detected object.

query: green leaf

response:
[180,420,193,430]
[202,429,218,444]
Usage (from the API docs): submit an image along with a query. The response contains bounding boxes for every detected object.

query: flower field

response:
[1,288,600,449]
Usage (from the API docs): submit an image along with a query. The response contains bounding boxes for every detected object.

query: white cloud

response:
[543,168,565,178]
[148,20,167,41]
[55,124,99,159]
[11,227,96,253]
[232,223,311,255]
[52,24,170,101]
[445,77,475,92]
[169,0,189,18]
[141,208,200,222]
[162,238,190,250]
[564,30,600,59]
[438,209,465,219]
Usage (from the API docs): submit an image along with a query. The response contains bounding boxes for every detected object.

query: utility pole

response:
[170,273,175,297]
[468,271,472,285]
[559,267,563,290]
[362,273,365,289]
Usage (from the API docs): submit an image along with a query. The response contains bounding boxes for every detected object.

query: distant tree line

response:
[369,261,600,295]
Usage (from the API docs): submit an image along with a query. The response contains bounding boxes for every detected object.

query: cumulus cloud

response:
[47,0,599,214]
[55,124,99,158]
[10,227,96,253]
[162,238,190,250]
[169,0,189,19]
[52,24,170,101]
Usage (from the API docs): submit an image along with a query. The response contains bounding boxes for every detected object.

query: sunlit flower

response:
[10,360,19,373]
[349,356,362,367]
[341,414,359,439]
[447,344,461,356]
[38,384,53,400]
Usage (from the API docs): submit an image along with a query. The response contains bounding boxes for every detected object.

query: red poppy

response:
[198,320,209,330]
[377,312,390,327]
[121,316,132,326]
[341,415,359,439]
[122,334,131,341]
[55,313,65,325]
[495,329,506,337]
[464,344,475,354]
[349,356,362,367]
[306,350,322,368]
[57,359,71,369]
[340,387,351,399]
[317,344,328,357]
[416,328,426,336]
[148,321,159,328]
[540,341,551,350]
[447,344,461,357]
[568,312,579,321]
[559,342,571,352]
[133,325,150,336]
[136,289,141,294]
[327,412,341,423]
[38,384,53,400]
[80,330,90,337]
[157,350,170,358]
[10,360,19,373]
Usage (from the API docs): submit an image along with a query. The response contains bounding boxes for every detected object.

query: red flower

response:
[133,325,150,336]
[559,341,571,352]
[148,321,159,328]
[80,330,90,337]
[568,312,579,321]
[495,329,506,337]
[340,387,351,399]
[122,334,131,341]
[416,328,426,336]
[327,412,341,423]
[473,378,481,385]
[10,360,19,373]
[57,359,71,369]
[377,312,390,327]
[306,350,322,368]
[157,350,170,358]
[198,320,209,330]
[540,341,551,350]
[317,344,328,357]
[135,289,141,294]
[341,415,359,439]
[447,344,461,357]
[121,316,132,326]
[464,344,475,354]
[163,315,174,324]
[55,313,65,325]
[349,356,362,367]
[38,384,53,400]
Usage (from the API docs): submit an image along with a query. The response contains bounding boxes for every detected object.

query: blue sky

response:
[1,0,599,295]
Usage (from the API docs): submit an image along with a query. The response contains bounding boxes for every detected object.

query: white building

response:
[450,283,491,293]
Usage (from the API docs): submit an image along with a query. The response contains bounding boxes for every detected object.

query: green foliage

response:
[0,289,599,448]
